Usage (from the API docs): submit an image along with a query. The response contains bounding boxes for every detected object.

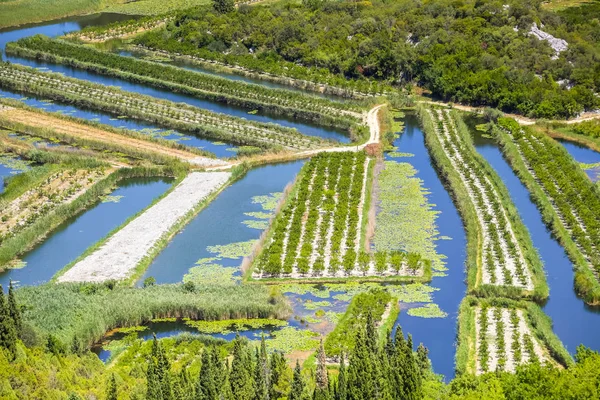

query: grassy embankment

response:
[0,163,185,270]
[52,164,247,286]
[493,120,600,305]
[416,105,547,301]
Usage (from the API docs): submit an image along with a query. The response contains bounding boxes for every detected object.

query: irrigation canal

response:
[0,177,172,288]
[558,139,600,182]
[390,115,467,380]
[2,13,600,381]
[0,15,351,148]
[471,128,600,356]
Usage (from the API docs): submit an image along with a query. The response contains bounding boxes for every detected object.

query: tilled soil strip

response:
[0,108,227,166]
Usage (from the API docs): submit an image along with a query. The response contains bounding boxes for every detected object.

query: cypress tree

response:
[314,339,330,400]
[0,285,17,360]
[396,331,421,400]
[335,355,347,400]
[289,360,304,400]
[211,346,224,386]
[259,336,270,397]
[269,352,286,400]
[316,339,328,390]
[416,343,430,377]
[180,368,196,400]
[106,373,117,400]
[220,362,235,400]
[346,328,374,400]
[198,348,217,399]
[146,358,163,400]
[156,338,174,400]
[7,282,21,337]
[365,311,377,354]
[230,335,254,400]
[253,348,268,400]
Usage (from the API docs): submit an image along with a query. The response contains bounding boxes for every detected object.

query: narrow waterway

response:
[0,176,172,287]
[0,19,350,144]
[470,126,600,355]
[0,158,27,194]
[558,139,600,182]
[140,160,305,284]
[92,319,283,362]
[391,115,468,381]
[119,49,347,101]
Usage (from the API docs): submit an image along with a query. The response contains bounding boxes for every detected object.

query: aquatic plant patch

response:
[183,318,287,334]
[183,261,240,286]
[373,161,444,273]
[0,153,32,173]
[406,303,448,319]
[258,326,320,354]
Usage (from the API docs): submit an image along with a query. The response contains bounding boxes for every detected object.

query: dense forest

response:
[136,0,600,119]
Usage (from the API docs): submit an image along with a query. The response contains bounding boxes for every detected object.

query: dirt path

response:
[0,108,226,167]
[207,104,384,171]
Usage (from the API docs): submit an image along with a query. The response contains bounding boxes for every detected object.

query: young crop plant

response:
[418,106,547,300]
[0,63,331,152]
[8,36,363,132]
[458,297,572,376]
[495,118,600,305]
[250,152,431,282]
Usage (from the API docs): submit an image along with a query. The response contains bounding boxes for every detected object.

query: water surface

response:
[0,176,172,287]
[391,115,468,381]
[92,319,282,362]
[140,161,304,284]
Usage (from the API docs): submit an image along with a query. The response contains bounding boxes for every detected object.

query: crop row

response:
[0,63,329,151]
[253,152,428,279]
[0,168,107,244]
[428,109,532,290]
[64,15,173,42]
[497,118,600,301]
[475,306,550,374]
[8,36,363,126]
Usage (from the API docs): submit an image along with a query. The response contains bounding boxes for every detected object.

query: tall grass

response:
[16,281,290,348]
